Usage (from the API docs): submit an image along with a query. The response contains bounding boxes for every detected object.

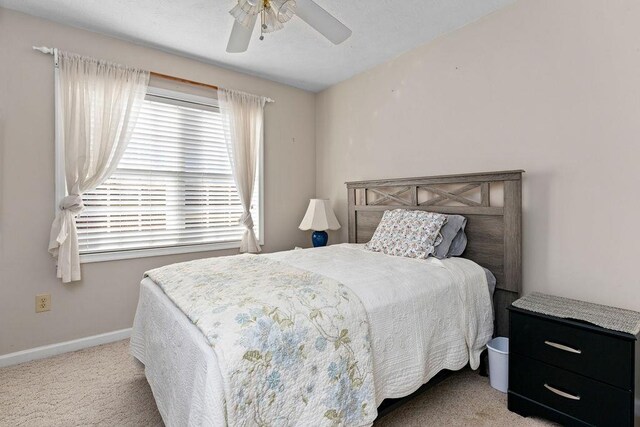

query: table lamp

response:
[298,199,341,247]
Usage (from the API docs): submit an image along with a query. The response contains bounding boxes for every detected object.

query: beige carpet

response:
[0,340,553,426]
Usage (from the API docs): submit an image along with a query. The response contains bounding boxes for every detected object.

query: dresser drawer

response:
[510,354,632,426]
[510,310,634,389]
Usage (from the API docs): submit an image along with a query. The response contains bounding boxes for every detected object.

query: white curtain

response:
[48,51,149,283]
[218,88,267,254]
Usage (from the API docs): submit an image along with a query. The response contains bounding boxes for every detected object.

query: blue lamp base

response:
[311,230,328,247]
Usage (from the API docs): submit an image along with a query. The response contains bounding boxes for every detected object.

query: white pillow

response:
[365,209,448,259]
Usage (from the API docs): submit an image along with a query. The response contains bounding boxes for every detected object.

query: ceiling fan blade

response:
[226,15,257,53]
[295,0,352,45]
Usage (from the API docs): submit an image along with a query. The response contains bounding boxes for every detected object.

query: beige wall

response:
[3,0,640,356]
[0,8,316,355]
[316,0,640,312]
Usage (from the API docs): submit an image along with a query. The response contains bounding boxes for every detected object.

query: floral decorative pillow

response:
[364,209,448,259]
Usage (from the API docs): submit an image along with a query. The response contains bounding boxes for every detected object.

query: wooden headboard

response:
[345,170,523,337]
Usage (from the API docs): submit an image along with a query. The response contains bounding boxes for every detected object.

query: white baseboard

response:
[0,328,132,368]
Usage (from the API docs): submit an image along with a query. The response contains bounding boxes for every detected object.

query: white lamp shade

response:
[298,199,341,231]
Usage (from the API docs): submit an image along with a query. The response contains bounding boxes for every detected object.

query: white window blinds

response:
[76,88,260,257]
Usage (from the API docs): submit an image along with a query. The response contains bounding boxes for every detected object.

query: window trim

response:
[54,86,265,264]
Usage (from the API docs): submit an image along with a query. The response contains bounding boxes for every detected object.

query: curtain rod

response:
[32,46,275,103]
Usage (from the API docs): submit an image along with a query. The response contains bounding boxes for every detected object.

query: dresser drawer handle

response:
[544,340,582,354]
[544,383,581,401]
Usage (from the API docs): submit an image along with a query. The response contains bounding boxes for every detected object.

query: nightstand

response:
[507,293,640,426]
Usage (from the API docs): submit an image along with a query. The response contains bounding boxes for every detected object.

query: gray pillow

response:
[483,267,497,296]
[433,214,467,259]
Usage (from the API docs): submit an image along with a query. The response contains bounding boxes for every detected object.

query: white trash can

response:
[487,337,509,393]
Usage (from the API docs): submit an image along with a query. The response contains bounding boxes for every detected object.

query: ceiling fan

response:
[226,0,352,53]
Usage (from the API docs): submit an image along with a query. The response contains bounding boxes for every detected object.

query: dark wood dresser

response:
[508,298,640,426]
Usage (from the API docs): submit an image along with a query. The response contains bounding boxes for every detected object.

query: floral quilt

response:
[145,254,376,426]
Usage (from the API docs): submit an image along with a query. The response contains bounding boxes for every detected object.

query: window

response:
[58,88,262,262]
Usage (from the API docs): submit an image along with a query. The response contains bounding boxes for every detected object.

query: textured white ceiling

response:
[0,0,515,91]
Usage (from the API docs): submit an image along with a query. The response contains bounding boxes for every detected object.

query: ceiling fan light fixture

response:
[261,7,284,33]
[274,0,296,24]
[230,0,295,33]
[227,0,352,53]
[230,0,261,29]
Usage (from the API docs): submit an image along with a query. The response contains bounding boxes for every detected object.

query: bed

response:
[131,170,523,426]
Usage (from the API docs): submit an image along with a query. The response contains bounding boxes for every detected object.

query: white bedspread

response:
[131,244,493,426]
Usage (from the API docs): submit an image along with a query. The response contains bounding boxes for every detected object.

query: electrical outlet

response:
[35,294,51,313]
